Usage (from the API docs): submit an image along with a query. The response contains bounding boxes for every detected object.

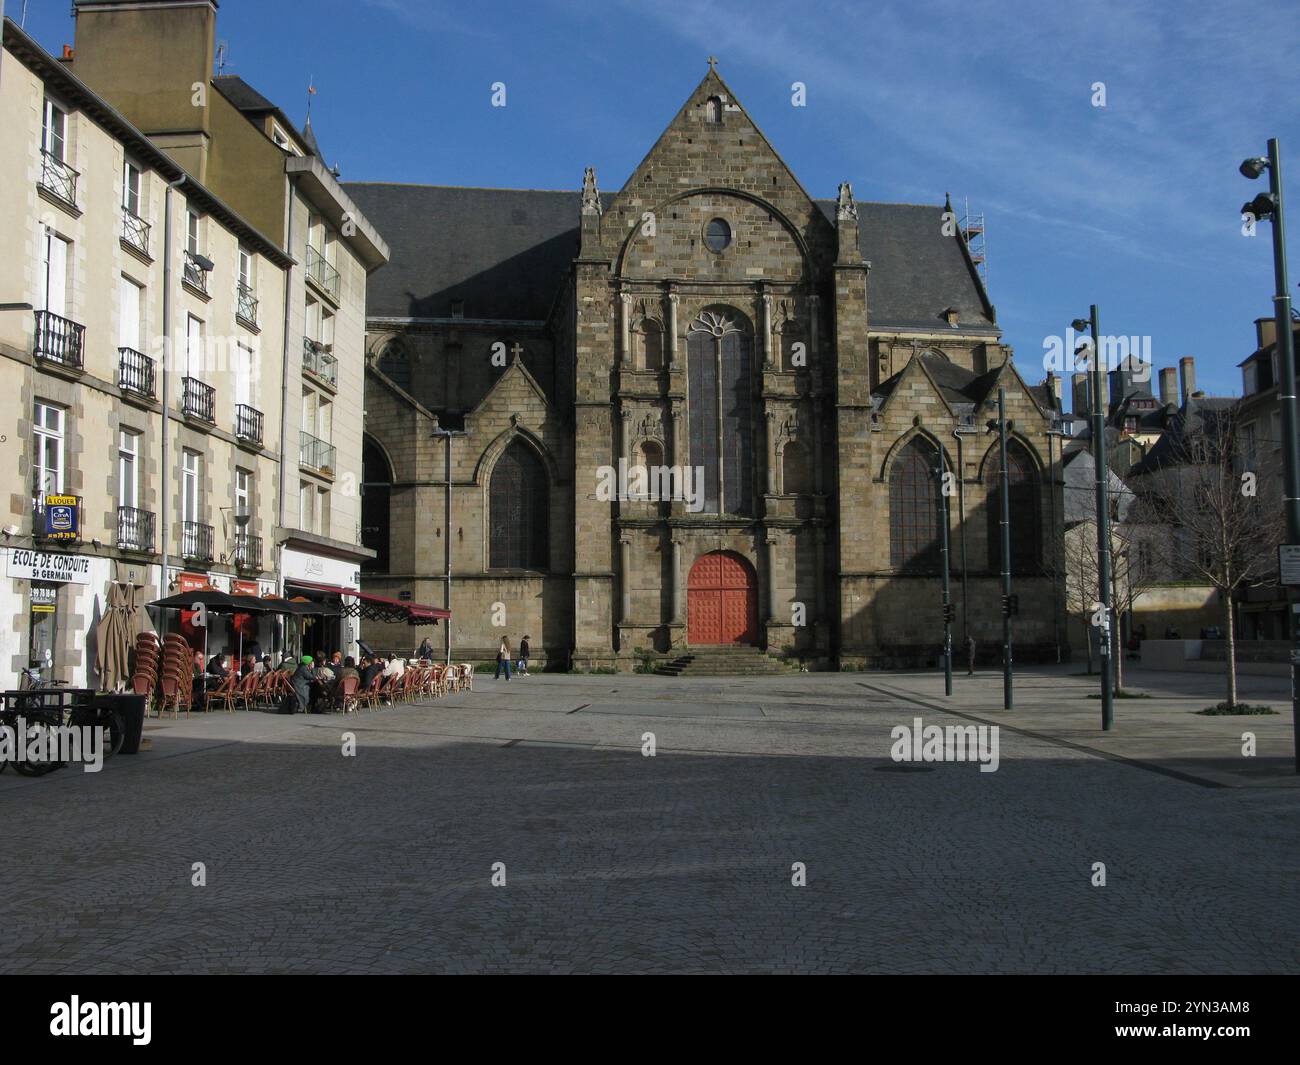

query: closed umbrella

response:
[94,583,131,692]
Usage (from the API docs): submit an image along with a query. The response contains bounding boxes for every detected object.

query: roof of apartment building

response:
[1,17,292,267]
[1127,395,1240,477]
[342,182,999,336]
[213,74,322,159]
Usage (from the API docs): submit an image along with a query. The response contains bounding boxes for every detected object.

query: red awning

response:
[285,580,450,625]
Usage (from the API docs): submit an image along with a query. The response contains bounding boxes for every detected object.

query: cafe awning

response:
[284,580,450,626]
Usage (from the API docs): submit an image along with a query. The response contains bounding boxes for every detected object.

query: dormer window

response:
[451,299,465,320]
[942,307,959,327]
[704,96,722,123]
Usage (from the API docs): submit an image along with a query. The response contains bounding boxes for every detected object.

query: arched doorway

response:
[687,551,758,645]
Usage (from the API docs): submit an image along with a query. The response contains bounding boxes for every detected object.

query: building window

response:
[185,314,203,376]
[119,275,142,352]
[33,402,65,507]
[235,467,251,519]
[300,480,315,534]
[42,97,68,161]
[118,429,140,510]
[40,229,70,316]
[889,437,940,573]
[186,209,201,256]
[489,441,549,570]
[986,440,1039,574]
[122,160,142,216]
[687,308,753,515]
[181,449,202,525]
[705,218,731,252]
[317,488,330,538]
[704,96,722,123]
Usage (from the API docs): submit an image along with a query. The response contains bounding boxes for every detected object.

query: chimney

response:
[1159,367,1178,407]
[1046,372,1062,410]
[1179,356,1196,405]
[1071,372,1088,416]
[1256,316,1277,351]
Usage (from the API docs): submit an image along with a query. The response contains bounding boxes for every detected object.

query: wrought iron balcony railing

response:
[180,521,214,562]
[121,208,150,255]
[302,337,338,386]
[181,376,215,422]
[118,346,155,399]
[117,506,155,552]
[33,310,85,369]
[233,533,262,571]
[183,250,209,293]
[236,281,258,325]
[306,245,340,300]
[299,430,336,473]
[234,403,264,445]
[39,150,78,205]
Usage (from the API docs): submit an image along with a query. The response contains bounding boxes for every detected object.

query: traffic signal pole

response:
[936,438,953,696]
[1088,306,1115,731]
[998,387,1013,710]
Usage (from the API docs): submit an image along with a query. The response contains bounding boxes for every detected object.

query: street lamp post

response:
[432,427,465,666]
[1072,308,1114,730]
[934,437,953,696]
[1241,139,1300,772]
[997,387,1013,710]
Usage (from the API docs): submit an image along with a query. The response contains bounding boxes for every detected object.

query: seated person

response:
[359,655,385,691]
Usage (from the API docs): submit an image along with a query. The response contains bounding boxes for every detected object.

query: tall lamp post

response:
[1240,140,1300,772]
[432,427,465,665]
[986,388,1014,710]
[933,437,953,696]
[1072,308,1114,730]
[1046,414,1066,664]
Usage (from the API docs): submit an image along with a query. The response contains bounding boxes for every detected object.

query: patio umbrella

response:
[94,583,132,692]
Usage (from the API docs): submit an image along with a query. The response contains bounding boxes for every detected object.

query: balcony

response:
[234,403,264,446]
[180,521,214,562]
[117,506,155,552]
[306,245,340,300]
[302,337,337,387]
[118,347,155,399]
[182,376,215,422]
[182,250,209,294]
[33,310,85,369]
[299,430,336,474]
[39,150,78,206]
[236,281,258,326]
[121,209,150,256]
[232,533,262,572]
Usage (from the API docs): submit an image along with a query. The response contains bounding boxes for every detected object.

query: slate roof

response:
[342,183,998,332]
[213,75,319,158]
[1127,396,1240,476]
[872,351,1033,410]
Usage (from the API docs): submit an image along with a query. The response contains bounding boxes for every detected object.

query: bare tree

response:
[1129,403,1285,708]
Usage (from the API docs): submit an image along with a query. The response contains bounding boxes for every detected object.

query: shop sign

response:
[7,548,92,585]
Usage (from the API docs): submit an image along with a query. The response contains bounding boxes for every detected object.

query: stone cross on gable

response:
[707,56,717,71]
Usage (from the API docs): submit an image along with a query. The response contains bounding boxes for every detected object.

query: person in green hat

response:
[291,655,314,712]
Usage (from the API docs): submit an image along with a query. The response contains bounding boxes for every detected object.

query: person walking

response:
[517,635,531,676]
[966,635,976,677]
[494,636,512,681]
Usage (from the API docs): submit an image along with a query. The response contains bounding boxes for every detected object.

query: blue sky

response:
[20,0,1300,402]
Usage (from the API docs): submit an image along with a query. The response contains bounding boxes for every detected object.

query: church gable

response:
[593,68,834,271]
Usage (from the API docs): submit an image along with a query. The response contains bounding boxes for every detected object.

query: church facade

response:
[345,69,1064,670]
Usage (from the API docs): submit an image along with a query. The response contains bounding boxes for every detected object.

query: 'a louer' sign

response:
[6,548,93,585]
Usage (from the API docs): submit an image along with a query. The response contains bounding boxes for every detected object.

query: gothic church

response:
[345,67,1061,669]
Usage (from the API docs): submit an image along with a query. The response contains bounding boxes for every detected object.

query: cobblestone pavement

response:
[1,670,1297,974]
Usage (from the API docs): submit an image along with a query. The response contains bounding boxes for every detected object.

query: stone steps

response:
[654,648,791,676]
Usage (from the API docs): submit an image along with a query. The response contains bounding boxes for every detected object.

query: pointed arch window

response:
[489,440,549,570]
[986,440,1039,574]
[687,309,753,515]
[889,437,941,573]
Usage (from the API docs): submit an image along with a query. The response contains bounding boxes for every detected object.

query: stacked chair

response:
[157,635,193,718]
[131,633,160,714]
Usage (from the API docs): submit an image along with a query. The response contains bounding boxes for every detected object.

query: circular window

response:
[704,218,731,252]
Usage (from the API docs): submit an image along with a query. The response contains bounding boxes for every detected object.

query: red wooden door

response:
[687,552,757,645]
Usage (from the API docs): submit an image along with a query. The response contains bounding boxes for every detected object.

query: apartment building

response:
[66,0,390,656]
[0,17,291,687]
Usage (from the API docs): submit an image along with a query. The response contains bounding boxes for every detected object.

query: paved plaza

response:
[1,666,1297,974]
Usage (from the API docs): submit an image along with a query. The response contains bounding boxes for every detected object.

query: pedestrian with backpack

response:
[518,635,531,676]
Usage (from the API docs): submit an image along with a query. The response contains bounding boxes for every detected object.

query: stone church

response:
[345,67,1063,670]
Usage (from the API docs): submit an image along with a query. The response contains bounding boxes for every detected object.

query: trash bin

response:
[91,693,147,755]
